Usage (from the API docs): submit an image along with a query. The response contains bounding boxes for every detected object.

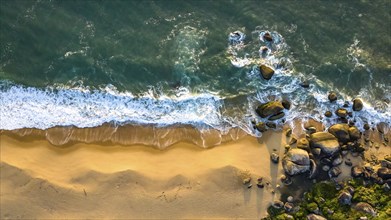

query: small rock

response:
[354,202,376,216]
[343,101,350,107]
[312,148,321,156]
[324,111,332,117]
[363,123,370,130]
[359,217,368,220]
[280,175,293,185]
[282,99,291,110]
[352,166,364,177]
[300,80,310,88]
[377,167,391,180]
[345,159,353,166]
[247,184,253,188]
[266,122,276,129]
[271,153,280,164]
[259,64,275,80]
[306,126,317,134]
[269,112,285,121]
[286,128,292,137]
[328,92,338,102]
[329,167,342,178]
[297,138,310,151]
[284,202,294,212]
[353,98,364,111]
[382,183,390,192]
[289,137,297,145]
[306,214,327,220]
[287,196,294,203]
[322,165,330,172]
[338,191,352,205]
[263,32,273,42]
[272,200,284,209]
[335,108,348,118]
[255,122,267,132]
[332,155,343,166]
[243,177,251,185]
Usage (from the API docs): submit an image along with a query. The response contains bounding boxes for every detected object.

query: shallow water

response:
[1,0,390,140]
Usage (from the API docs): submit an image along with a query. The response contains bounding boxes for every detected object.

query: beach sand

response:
[1,131,287,219]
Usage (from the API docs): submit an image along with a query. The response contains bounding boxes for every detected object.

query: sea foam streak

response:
[0,83,225,131]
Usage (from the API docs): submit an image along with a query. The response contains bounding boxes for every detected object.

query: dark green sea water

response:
[0,0,390,134]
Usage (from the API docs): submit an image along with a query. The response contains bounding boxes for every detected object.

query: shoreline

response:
[1,131,285,219]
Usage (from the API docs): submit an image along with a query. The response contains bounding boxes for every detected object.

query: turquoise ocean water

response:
[1,0,390,139]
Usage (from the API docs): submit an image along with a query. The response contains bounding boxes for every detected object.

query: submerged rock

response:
[256,101,284,118]
[259,64,275,80]
[263,32,273,42]
[282,149,310,176]
[310,132,340,156]
[353,98,363,111]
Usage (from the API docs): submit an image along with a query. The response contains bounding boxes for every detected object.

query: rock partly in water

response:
[256,101,284,118]
[263,32,273,42]
[324,111,333,117]
[255,122,267,132]
[269,112,285,121]
[353,98,364,111]
[266,122,277,129]
[335,108,348,118]
[328,92,338,102]
[300,80,310,88]
[310,132,340,156]
[271,153,280,164]
[259,64,275,80]
[282,148,311,176]
[282,99,291,110]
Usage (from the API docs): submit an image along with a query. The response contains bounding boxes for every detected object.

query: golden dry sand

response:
[1,131,287,219]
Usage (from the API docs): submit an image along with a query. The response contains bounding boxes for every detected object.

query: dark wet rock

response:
[377,167,391,180]
[306,126,317,134]
[282,99,291,110]
[309,159,318,179]
[328,92,338,102]
[351,166,364,178]
[257,182,265,188]
[272,200,284,209]
[255,122,267,132]
[347,111,353,117]
[349,120,355,126]
[306,214,327,220]
[266,122,276,129]
[321,158,332,165]
[259,64,275,80]
[322,165,330,172]
[271,153,280,164]
[335,108,348,118]
[353,98,364,111]
[282,148,310,176]
[324,111,332,117]
[285,128,292,137]
[284,202,294,212]
[338,191,352,205]
[300,80,310,88]
[348,126,361,140]
[310,132,340,156]
[354,202,376,216]
[256,101,284,118]
[263,32,273,42]
[380,159,391,168]
[363,123,370,130]
[269,112,285,121]
[328,123,350,143]
[329,166,342,178]
[343,101,350,107]
[289,137,297,145]
[297,138,310,151]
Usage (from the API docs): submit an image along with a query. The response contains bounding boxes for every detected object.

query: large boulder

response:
[259,65,275,80]
[310,132,340,156]
[282,149,310,176]
[255,101,284,118]
[328,123,350,143]
[353,98,363,111]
